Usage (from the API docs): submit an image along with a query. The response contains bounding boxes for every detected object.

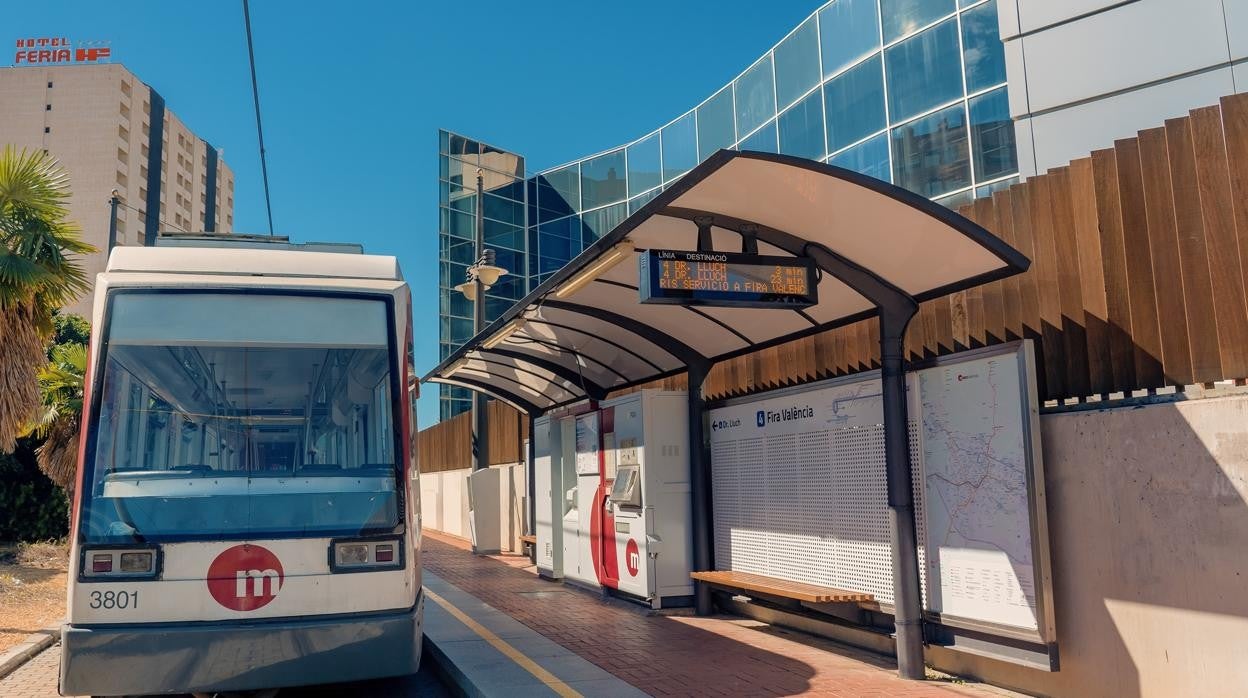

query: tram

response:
[60,237,422,696]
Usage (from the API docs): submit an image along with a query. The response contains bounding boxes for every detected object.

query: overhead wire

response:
[242,0,275,236]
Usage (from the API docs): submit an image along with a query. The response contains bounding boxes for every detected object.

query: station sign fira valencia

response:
[13,37,111,65]
[639,248,818,309]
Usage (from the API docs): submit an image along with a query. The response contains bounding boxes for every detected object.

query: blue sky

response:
[8,1,819,424]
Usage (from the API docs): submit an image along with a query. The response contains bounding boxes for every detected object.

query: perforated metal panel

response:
[710,439,738,571]
[722,436,769,576]
[709,376,928,606]
[910,418,929,605]
[799,430,836,587]
[830,425,893,602]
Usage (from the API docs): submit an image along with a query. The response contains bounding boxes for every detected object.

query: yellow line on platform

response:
[425,587,583,698]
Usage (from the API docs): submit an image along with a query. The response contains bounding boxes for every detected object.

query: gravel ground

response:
[0,542,68,654]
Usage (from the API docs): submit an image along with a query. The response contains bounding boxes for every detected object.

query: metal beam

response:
[470,356,587,403]
[521,318,664,373]
[456,368,565,408]
[688,361,714,616]
[429,377,542,416]
[487,347,609,401]
[541,300,706,368]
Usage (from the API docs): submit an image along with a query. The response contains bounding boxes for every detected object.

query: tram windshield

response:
[81,292,401,543]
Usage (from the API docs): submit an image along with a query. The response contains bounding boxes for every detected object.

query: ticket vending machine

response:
[535,390,693,608]
[533,414,562,579]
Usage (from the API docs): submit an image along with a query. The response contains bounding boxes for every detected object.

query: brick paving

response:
[421,530,993,697]
[0,642,61,698]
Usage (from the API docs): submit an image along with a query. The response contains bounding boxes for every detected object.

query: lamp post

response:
[107,189,120,252]
[453,168,510,472]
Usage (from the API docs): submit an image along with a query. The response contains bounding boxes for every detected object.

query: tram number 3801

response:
[89,589,138,609]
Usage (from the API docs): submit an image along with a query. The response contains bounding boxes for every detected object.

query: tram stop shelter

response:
[423,150,1029,680]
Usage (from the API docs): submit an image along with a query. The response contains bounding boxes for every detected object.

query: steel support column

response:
[472,169,489,472]
[527,412,537,564]
[687,361,714,615]
[880,303,924,679]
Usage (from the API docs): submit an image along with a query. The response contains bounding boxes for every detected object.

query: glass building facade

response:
[438,0,1018,419]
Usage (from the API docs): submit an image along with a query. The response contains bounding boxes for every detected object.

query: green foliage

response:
[0,439,69,542]
[51,311,90,352]
[22,340,87,441]
[0,146,95,333]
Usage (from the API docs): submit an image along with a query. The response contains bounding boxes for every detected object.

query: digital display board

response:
[639,248,818,309]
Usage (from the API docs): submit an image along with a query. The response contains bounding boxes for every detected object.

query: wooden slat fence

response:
[417,400,528,473]
[420,94,1248,465]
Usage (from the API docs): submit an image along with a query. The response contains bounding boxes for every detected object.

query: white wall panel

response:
[1026,67,1235,173]
[1019,0,1229,114]
[1010,0,1133,37]
[1227,0,1248,61]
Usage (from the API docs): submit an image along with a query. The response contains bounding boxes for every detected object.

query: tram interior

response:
[84,342,400,540]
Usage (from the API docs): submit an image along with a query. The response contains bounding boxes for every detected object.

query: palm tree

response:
[20,342,87,495]
[0,146,94,451]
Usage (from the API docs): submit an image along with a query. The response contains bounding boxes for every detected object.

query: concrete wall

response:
[420,463,527,553]
[930,393,1248,697]
[1000,0,1248,176]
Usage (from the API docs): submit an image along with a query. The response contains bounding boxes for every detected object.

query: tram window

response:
[81,293,401,542]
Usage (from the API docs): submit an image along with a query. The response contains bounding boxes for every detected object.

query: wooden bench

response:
[519,534,537,545]
[691,570,874,604]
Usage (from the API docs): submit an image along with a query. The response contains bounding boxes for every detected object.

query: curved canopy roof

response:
[424,150,1029,414]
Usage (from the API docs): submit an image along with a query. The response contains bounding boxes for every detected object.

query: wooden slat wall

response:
[421,95,1248,462]
[417,401,530,474]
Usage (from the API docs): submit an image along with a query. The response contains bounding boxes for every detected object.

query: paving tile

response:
[422,530,997,697]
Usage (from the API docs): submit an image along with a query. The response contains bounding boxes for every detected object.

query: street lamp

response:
[456,168,511,472]
[107,189,120,252]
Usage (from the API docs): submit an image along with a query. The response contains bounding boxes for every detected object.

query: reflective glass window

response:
[483,219,524,251]
[819,0,881,77]
[891,102,970,197]
[446,133,480,162]
[441,208,474,240]
[934,188,974,210]
[697,86,735,159]
[485,174,525,204]
[661,112,697,181]
[478,147,523,178]
[83,293,403,543]
[440,154,475,188]
[969,87,1018,181]
[884,18,963,123]
[527,227,539,277]
[483,193,524,227]
[976,176,1017,199]
[831,132,892,182]
[962,0,1006,92]
[774,17,820,110]
[734,54,776,138]
[739,121,778,154]
[824,54,886,153]
[581,203,627,246]
[881,0,955,42]
[536,165,579,222]
[627,134,661,197]
[778,90,826,160]
[580,149,627,210]
[629,187,662,214]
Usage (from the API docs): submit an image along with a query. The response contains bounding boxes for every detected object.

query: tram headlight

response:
[81,546,160,578]
[119,551,154,573]
[337,543,370,565]
[330,537,404,572]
